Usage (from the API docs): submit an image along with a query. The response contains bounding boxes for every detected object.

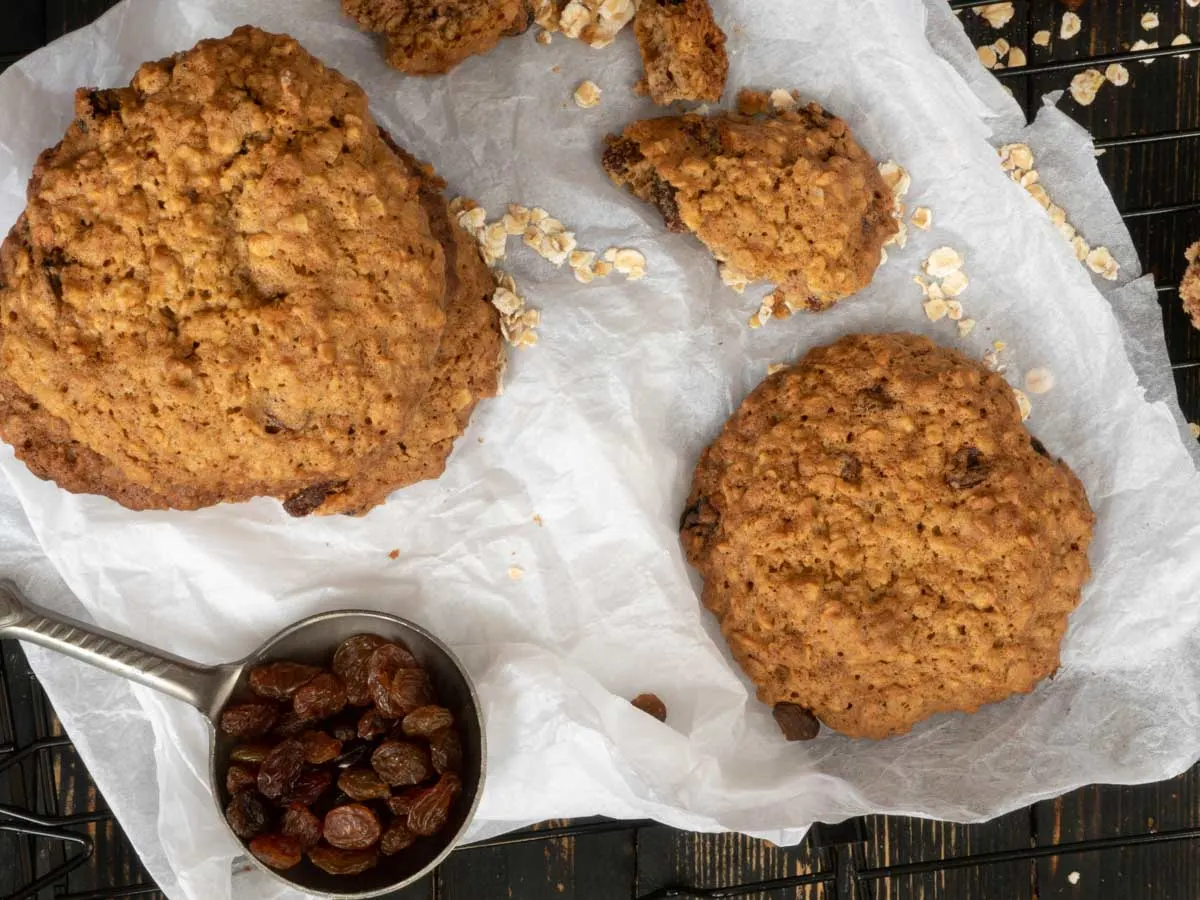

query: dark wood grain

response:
[2,2,1199,899]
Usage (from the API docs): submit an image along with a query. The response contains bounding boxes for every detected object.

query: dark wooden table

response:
[2,1,1200,898]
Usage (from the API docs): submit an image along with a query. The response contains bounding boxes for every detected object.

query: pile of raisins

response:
[220,634,466,877]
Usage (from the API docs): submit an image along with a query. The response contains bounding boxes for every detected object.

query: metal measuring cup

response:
[0,582,485,898]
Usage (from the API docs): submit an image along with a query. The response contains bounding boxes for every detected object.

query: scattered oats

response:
[523,214,577,266]
[611,248,647,280]
[1060,11,1082,40]
[983,348,1003,371]
[993,62,1006,71]
[1141,11,1159,30]
[1033,29,1052,47]
[911,207,932,230]
[1019,169,1040,188]
[1027,183,1052,209]
[992,38,1011,59]
[993,340,1007,352]
[492,286,523,316]
[1048,204,1068,227]
[923,297,949,321]
[977,45,999,70]
[1173,34,1193,57]
[569,249,595,270]
[1056,220,1077,243]
[941,269,969,297]
[886,219,909,249]
[1072,235,1091,261]
[1086,245,1120,280]
[999,142,1034,172]
[1132,39,1159,64]
[769,88,798,112]
[1013,388,1032,421]
[593,259,614,277]
[1190,0,1200,8]
[879,246,888,266]
[457,205,487,232]
[924,246,964,279]
[767,362,788,375]
[878,160,911,198]
[1069,68,1106,105]
[1094,148,1107,157]
[536,29,553,45]
[975,3,1015,28]
[1190,423,1200,439]
[957,318,977,338]
[508,566,524,581]
[720,263,753,294]
[1007,46,1027,68]
[946,300,964,321]
[574,80,602,108]
[1105,62,1130,85]
[529,207,550,226]
[1067,872,1081,886]
[913,275,931,296]
[481,221,509,265]
[926,281,945,302]
[748,295,774,328]
[1025,367,1055,394]
[572,265,595,284]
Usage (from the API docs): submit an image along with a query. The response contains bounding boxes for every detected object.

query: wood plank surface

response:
[2,2,1199,899]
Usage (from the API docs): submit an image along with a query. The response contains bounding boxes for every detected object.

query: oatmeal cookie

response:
[0,26,447,513]
[342,0,534,75]
[1180,240,1200,331]
[319,138,502,514]
[634,0,728,105]
[681,333,1094,740]
[603,97,897,310]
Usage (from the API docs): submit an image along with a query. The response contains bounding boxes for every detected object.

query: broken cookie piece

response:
[633,0,728,105]
[602,96,897,311]
[1180,240,1200,331]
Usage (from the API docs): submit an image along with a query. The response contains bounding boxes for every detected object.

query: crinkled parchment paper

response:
[1,1,1199,897]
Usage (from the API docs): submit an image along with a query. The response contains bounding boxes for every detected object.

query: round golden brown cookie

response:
[0,26,447,514]
[342,0,535,75]
[603,96,897,310]
[681,333,1094,740]
[317,139,502,515]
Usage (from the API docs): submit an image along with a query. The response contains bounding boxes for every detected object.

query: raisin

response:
[273,710,316,737]
[367,643,421,717]
[631,693,668,722]
[300,730,342,765]
[219,702,279,738]
[249,661,321,701]
[280,803,323,850]
[283,480,347,517]
[428,727,463,774]
[283,769,333,806]
[380,820,417,855]
[372,740,432,787]
[388,669,434,719]
[407,773,462,837]
[257,738,305,800]
[337,768,391,802]
[324,803,382,850]
[333,634,389,706]
[230,743,272,765]
[225,790,269,839]
[772,703,820,741]
[357,709,387,740]
[331,720,358,742]
[333,741,373,769]
[401,705,454,737]
[387,791,417,817]
[308,844,379,876]
[946,446,990,490]
[226,764,259,794]
[249,833,302,870]
[293,672,347,722]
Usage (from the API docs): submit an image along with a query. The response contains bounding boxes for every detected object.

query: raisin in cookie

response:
[0,27,447,514]
[681,333,1094,740]
[342,0,534,75]
[318,138,502,514]
[634,0,728,105]
[603,96,897,311]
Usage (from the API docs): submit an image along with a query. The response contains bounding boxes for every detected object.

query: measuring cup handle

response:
[0,580,228,715]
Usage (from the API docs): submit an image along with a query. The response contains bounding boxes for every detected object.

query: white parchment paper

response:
[2,1,1200,898]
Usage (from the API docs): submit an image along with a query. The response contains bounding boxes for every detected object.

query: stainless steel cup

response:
[0,581,485,898]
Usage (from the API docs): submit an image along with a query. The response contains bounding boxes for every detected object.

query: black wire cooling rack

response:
[3,1,1200,898]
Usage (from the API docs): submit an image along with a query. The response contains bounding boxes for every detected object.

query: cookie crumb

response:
[1033,29,1052,47]
[387,549,399,560]
[1141,11,1159,30]
[911,207,932,230]
[574,80,602,108]
[536,29,552,45]
[631,693,668,722]
[1105,63,1130,85]
[1069,68,1106,105]
[975,3,1015,28]
[1025,367,1055,394]
[1067,872,1081,886]
[533,513,544,525]
[508,566,524,581]
[1060,12,1082,40]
